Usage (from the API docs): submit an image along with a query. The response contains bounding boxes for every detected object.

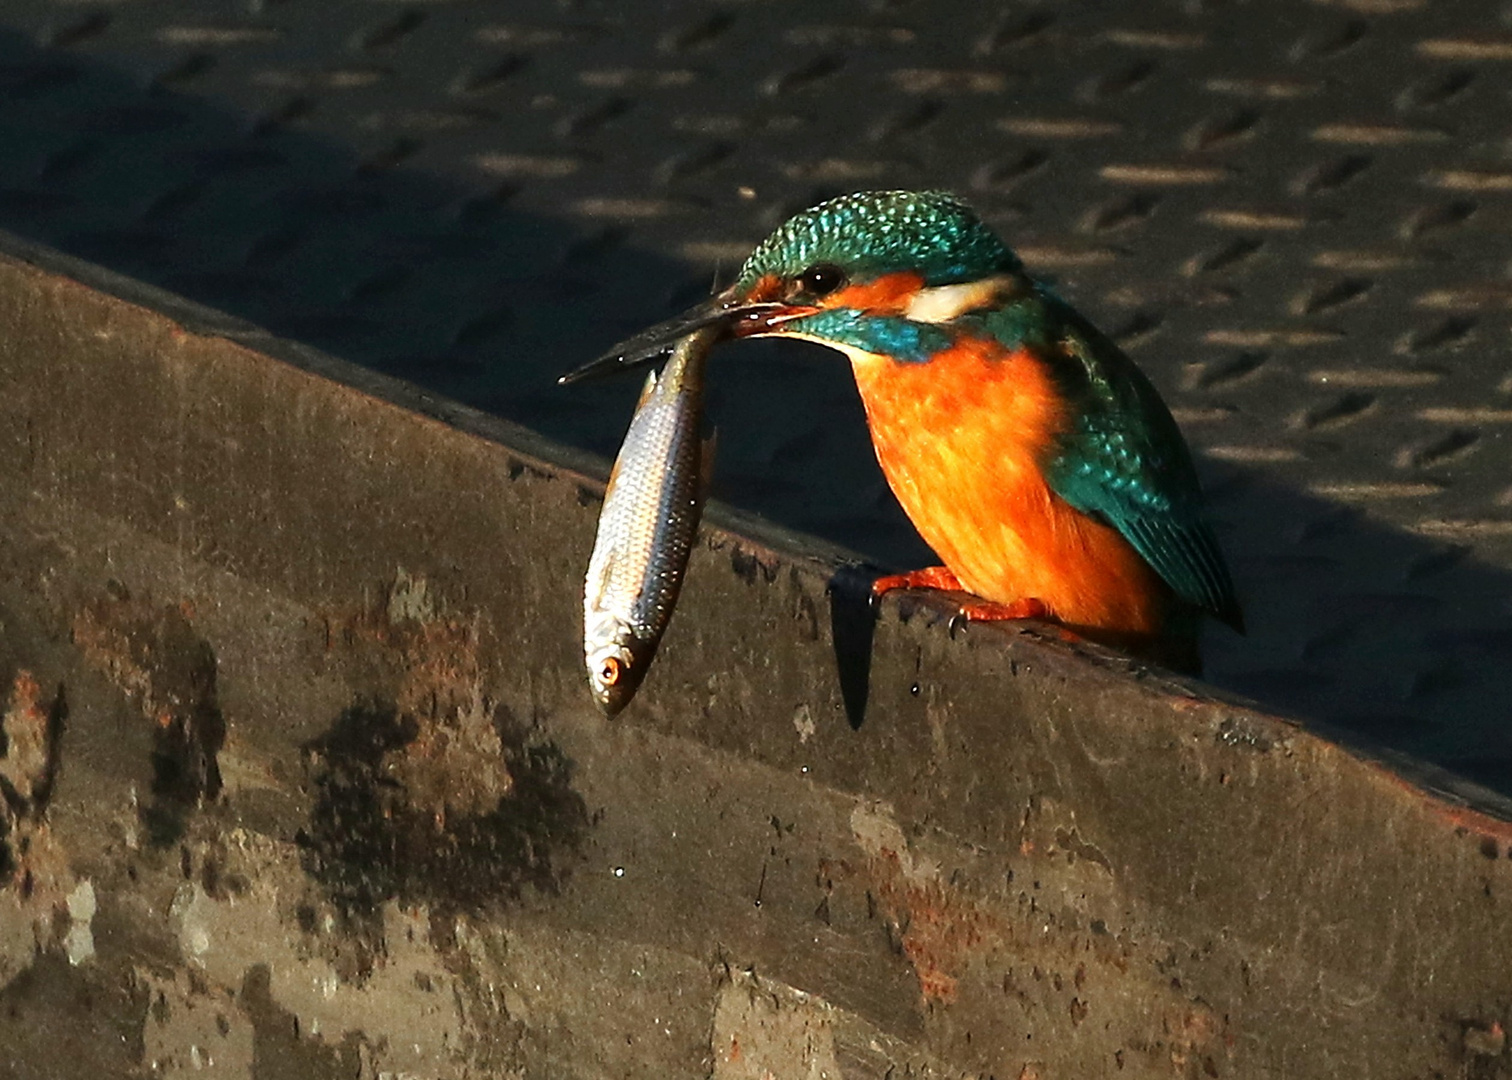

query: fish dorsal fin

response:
[635,369,659,410]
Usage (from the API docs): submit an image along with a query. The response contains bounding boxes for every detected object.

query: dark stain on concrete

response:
[0,813,12,886]
[142,662,224,848]
[241,965,363,1080]
[297,697,589,924]
[729,545,779,587]
[0,955,148,1080]
[730,547,760,586]
[72,593,225,846]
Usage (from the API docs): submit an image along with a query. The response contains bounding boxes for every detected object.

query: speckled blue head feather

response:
[737,190,1021,290]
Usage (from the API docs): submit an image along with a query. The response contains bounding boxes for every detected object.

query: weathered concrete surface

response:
[0,232,1508,1079]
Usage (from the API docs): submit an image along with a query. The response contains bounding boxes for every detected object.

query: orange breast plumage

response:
[844,334,1177,651]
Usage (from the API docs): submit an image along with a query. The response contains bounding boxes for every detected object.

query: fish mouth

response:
[586,639,646,717]
[557,293,815,385]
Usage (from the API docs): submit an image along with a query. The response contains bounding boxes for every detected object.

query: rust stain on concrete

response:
[849,803,984,1005]
[0,670,58,809]
[0,669,75,990]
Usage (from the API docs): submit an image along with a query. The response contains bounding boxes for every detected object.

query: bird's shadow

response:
[0,27,1507,793]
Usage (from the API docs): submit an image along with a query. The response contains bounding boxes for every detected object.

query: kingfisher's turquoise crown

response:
[737,190,1022,290]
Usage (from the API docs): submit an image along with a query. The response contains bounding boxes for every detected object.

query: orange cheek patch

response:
[743,274,785,303]
[826,272,926,314]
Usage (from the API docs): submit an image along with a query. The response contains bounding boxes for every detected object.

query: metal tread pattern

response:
[0,0,1508,784]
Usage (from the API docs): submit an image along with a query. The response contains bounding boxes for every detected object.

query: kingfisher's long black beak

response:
[557,293,791,385]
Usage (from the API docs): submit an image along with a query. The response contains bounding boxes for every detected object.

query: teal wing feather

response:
[1006,296,1244,631]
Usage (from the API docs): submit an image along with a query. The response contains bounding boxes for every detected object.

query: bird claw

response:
[870,566,964,602]
[872,568,1049,633]
[949,597,1050,637]
[956,597,1050,622]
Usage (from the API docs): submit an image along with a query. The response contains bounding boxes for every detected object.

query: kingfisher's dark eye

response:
[796,263,846,297]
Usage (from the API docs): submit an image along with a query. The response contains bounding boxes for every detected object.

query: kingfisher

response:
[563,190,1243,672]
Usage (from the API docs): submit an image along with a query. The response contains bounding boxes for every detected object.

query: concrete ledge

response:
[0,235,1508,1078]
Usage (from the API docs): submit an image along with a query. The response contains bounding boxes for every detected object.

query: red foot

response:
[871,567,1051,625]
[870,566,963,597]
[953,596,1050,622]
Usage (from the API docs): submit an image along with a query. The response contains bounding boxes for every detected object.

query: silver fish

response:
[582,325,718,715]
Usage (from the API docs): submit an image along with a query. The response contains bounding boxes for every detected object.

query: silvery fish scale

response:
[582,326,716,715]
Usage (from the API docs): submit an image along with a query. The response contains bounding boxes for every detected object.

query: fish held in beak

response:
[557,292,793,385]
[581,325,719,715]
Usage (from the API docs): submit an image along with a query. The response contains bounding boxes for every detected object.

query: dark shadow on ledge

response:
[827,563,882,730]
[0,28,1508,795]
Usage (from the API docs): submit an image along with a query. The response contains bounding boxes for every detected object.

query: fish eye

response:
[796,263,846,298]
[599,656,622,686]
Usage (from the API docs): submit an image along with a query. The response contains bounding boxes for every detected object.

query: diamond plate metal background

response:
[0,0,1508,785]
